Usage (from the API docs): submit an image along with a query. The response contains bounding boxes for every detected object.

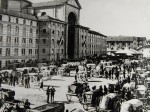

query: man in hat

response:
[46,86,51,103]
[50,86,56,102]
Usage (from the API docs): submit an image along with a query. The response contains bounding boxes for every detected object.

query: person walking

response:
[75,66,79,74]
[104,85,108,95]
[27,76,30,88]
[13,75,16,87]
[9,74,13,86]
[25,77,28,88]
[75,74,77,82]
[46,86,51,103]
[50,86,56,102]
[24,99,31,109]
[39,78,43,90]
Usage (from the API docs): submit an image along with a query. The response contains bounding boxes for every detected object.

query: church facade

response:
[0,0,107,68]
[34,0,107,61]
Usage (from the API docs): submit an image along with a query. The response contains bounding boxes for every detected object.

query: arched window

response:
[42,29,46,34]
[52,30,55,35]
[41,12,46,16]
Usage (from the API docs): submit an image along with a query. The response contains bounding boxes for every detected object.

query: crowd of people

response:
[0,58,149,112]
[70,59,148,111]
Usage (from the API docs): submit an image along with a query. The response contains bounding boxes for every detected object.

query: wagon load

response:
[136,85,147,99]
[68,83,86,94]
[120,99,143,112]
[123,82,135,90]
[99,93,118,110]
[137,85,147,95]
[0,88,15,101]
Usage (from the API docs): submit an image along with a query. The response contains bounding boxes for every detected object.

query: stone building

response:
[107,36,138,52]
[76,26,107,58]
[137,37,147,49]
[0,0,107,68]
[33,0,107,61]
[0,0,38,68]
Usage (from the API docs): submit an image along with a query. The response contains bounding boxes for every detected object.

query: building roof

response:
[38,15,66,24]
[137,45,150,50]
[32,0,66,8]
[89,30,107,37]
[75,25,89,30]
[0,8,37,20]
[107,36,136,42]
[137,37,147,41]
[32,0,82,9]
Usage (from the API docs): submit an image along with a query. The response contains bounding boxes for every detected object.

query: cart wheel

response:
[83,103,89,111]
[66,94,72,102]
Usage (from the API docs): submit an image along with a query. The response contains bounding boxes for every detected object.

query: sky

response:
[29,0,150,39]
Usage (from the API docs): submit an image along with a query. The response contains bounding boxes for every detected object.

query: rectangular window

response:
[8,17,11,22]
[0,48,2,56]
[30,28,33,33]
[14,48,18,56]
[7,25,11,33]
[29,38,33,44]
[35,49,38,54]
[6,48,10,56]
[36,29,39,34]
[22,38,26,43]
[15,26,19,35]
[61,49,63,54]
[29,49,32,55]
[14,37,19,43]
[30,21,33,26]
[42,49,46,53]
[16,18,18,23]
[43,39,46,44]
[23,27,26,36]
[22,49,25,55]
[6,36,11,43]
[0,36,2,42]
[36,39,38,44]
[23,19,26,25]
[30,28,33,37]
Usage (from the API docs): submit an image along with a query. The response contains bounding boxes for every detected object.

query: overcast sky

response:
[30,0,150,38]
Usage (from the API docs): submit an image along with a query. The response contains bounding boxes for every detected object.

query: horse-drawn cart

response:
[98,93,121,112]
[66,83,88,102]
[120,99,143,112]
[0,88,15,101]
